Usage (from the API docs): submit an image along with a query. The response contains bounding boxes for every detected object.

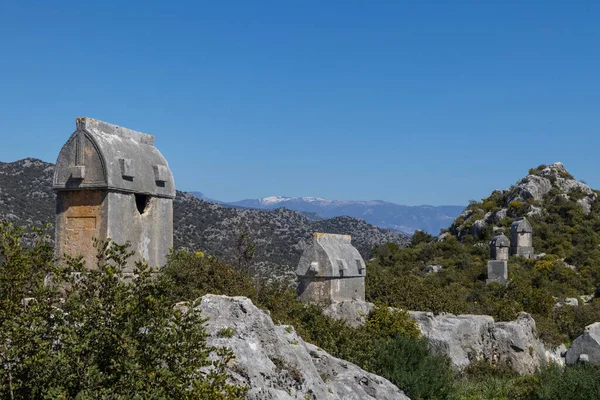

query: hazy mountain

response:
[223,196,464,235]
[0,159,409,275]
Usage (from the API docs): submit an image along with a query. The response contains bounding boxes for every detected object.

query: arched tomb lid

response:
[53,117,175,198]
[511,217,532,234]
[490,232,510,248]
[296,232,366,278]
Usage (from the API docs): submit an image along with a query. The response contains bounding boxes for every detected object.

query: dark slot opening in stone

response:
[135,194,149,215]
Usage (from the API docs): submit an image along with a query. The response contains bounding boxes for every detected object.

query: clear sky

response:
[1,1,598,206]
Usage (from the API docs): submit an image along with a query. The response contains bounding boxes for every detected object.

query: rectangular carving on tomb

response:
[119,158,134,179]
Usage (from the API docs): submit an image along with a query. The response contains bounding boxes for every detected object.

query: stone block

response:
[487,260,508,284]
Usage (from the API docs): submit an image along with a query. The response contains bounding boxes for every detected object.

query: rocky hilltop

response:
[450,162,598,245]
[0,159,409,274]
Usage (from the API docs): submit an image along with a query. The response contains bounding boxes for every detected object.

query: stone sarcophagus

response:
[53,117,175,270]
[296,233,366,303]
[490,232,510,262]
[487,233,510,285]
[510,217,534,259]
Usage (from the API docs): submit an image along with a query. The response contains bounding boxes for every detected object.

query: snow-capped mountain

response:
[225,196,465,235]
[258,196,330,206]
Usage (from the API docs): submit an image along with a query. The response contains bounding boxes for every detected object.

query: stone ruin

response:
[53,117,175,271]
[296,233,366,303]
[487,232,509,284]
[566,322,600,365]
[487,218,535,284]
[510,217,534,259]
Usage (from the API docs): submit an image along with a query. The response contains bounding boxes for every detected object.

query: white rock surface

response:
[323,300,374,327]
[409,311,552,374]
[197,295,409,400]
[324,300,556,374]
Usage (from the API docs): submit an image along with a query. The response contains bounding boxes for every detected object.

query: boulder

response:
[309,299,556,374]
[425,265,444,274]
[471,219,488,239]
[435,232,450,242]
[197,295,409,400]
[495,208,508,220]
[509,175,553,204]
[493,313,549,374]
[323,300,374,328]
[409,311,495,370]
[409,311,551,374]
[555,298,579,308]
[527,206,542,217]
[577,196,596,214]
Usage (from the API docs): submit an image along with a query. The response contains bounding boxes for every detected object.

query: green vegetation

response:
[372,335,454,399]
[163,248,600,400]
[0,221,246,399]
[365,173,600,346]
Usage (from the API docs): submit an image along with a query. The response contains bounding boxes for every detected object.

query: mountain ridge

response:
[195,194,464,234]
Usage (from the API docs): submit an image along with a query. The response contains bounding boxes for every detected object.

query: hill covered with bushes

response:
[366,162,600,346]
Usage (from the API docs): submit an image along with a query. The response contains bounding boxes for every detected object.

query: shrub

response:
[0,222,247,399]
[366,306,420,339]
[512,363,600,400]
[163,249,256,301]
[371,335,454,400]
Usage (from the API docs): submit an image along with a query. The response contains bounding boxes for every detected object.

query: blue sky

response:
[0,1,598,206]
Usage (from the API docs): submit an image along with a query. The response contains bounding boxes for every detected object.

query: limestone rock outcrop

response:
[322,300,562,374]
[323,300,374,328]
[409,311,560,374]
[197,295,409,400]
[507,162,596,214]
[451,162,597,239]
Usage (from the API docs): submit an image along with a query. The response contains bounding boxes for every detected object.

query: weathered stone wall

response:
[55,190,107,269]
[105,193,173,270]
[493,246,509,261]
[297,276,365,303]
[487,260,508,284]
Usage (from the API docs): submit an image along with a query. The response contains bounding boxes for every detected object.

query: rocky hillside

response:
[175,192,409,276]
[0,158,55,227]
[450,162,599,254]
[0,159,409,274]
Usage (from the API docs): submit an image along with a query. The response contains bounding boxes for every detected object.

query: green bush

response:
[511,364,600,400]
[366,306,420,338]
[372,335,454,400]
[0,222,246,399]
[163,249,257,301]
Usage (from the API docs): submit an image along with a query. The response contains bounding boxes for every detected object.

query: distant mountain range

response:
[189,193,464,235]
